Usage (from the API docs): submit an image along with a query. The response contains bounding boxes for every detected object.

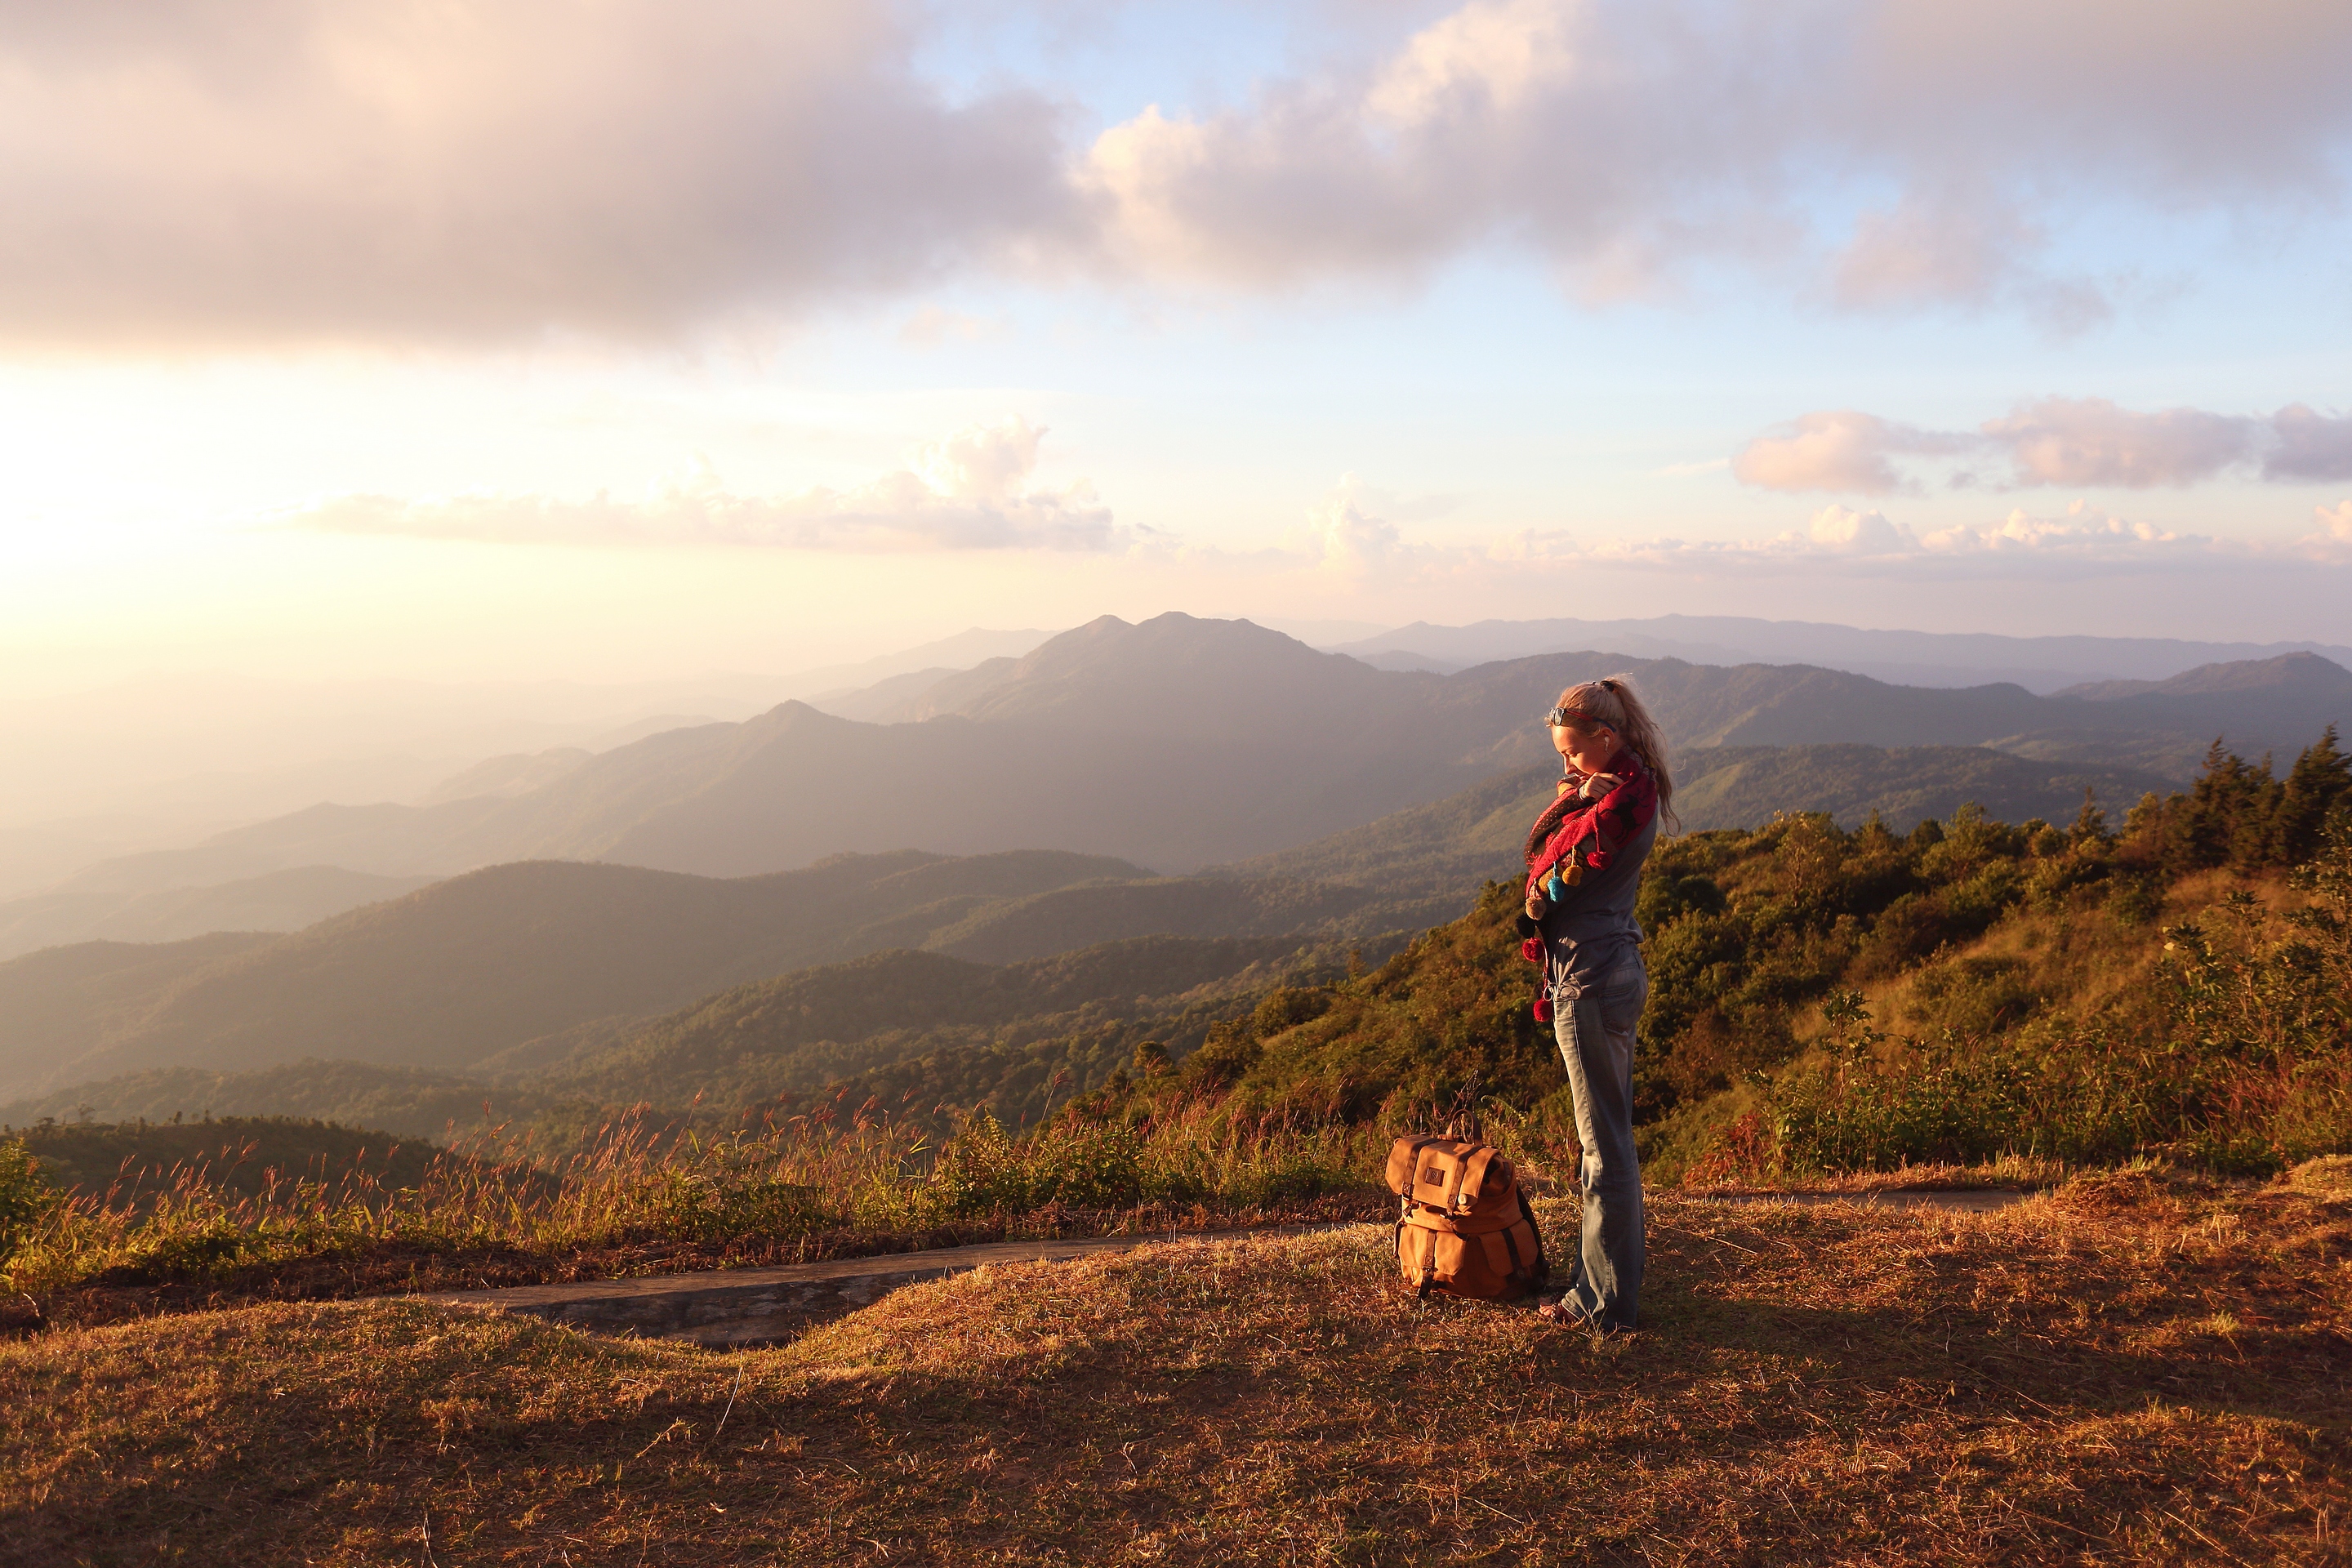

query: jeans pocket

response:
[1593,962,1648,1038]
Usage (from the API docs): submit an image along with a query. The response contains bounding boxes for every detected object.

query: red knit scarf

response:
[1518,756,1658,1015]
[1522,753,1657,897]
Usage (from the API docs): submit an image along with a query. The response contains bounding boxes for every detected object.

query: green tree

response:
[2274,726,2352,865]
[2068,786,2109,848]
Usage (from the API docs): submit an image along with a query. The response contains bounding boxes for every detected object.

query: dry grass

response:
[3,1101,1390,1334]
[1677,1154,2069,1200]
[4,1163,2347,1566]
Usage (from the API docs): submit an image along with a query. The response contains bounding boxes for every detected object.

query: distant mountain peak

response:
[740,697,849,733]
[2056,651,2352,702]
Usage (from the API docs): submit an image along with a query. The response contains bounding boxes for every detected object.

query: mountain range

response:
[23,617,2348,915]
[0,866,436,960]
[6,614,2345,965]
[1333,615,2352,693]
[12,611,2341,902]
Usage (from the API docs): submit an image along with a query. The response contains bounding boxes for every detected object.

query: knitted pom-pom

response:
[1587,849,1611,871]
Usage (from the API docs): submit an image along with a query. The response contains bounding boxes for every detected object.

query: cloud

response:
[288,420,1120,551]
[1476,499,2320,582]
[2268,406,2352,482]
[1248,483,2301,590]
[1288,478,1407,578]
[1830,188,2042,313]
[0,0,1080,345]
[1913,503,2205,568]
[1731,411,1969,494]
[1980,399,2261,487]
[1803,505,1915,555]
[8,0,2352,342]
[2314,500,2352,544]
[1084,0,2352,314]
[1736,397,2352,493]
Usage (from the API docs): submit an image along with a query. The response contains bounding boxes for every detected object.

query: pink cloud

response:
[1733,411,1971,494]
[1735,396,2345,493]
[1981,398,2259,488]
[2266,405,2352,482]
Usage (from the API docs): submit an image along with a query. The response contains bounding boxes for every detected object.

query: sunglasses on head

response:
[1543,707,1607,729]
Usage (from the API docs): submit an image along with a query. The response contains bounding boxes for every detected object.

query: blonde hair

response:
[1553,675,1677,831]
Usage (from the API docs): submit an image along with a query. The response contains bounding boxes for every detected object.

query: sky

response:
[5,0,2352,698]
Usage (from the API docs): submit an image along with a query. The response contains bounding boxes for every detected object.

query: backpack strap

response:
[1393,1214,1436,1298]
[1499,1220,1530,1276]
[1500,1218,1546,1282]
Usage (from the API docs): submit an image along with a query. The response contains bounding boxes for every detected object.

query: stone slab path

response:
[421,1225,1333,1350]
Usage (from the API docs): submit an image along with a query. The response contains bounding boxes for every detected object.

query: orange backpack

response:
[1386,1132,1548,1300]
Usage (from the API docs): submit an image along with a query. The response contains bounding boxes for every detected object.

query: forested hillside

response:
[6,737,2188,1105]
[0,849,1153,1098]
[537,933,1368,1113]
[0,1061,595,1144]
[1218,742,2177,912]
[0,933,1403,1142]
[1090,729,2352,1180]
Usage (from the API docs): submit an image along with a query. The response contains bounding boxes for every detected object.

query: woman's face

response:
[1552,719,1622,777]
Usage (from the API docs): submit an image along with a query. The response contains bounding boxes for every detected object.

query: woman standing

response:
[1517,676,1674,1330]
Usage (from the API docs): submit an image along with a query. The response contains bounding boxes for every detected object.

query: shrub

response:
[1180,1020,1263,1093]
[1027,1118,1146,1209]
[1753,829,2352,1175]
[1253,987,1335,1036]
[0,1139,58,1263]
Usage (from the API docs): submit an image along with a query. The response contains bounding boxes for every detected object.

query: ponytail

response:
[1551,675,1677,831]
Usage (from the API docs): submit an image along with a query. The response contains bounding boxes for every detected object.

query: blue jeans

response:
[1549,951,1649,1329]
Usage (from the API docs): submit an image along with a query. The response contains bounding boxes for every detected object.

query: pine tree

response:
[2172,739,2276,872]
[2274,725,2352,865]
[2067,786,2109,848]
[2118,789,2167,869]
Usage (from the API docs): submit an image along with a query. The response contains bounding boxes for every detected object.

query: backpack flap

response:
[1412,1143,1467,1211]
[1389,1135,1471,1208]
[1384,1134,1437,1197]
[1454,1146,1507,1210]
[1390,1136,1518,1218]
